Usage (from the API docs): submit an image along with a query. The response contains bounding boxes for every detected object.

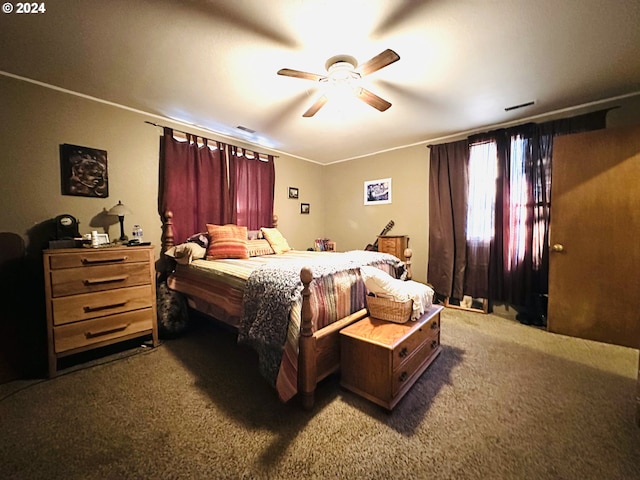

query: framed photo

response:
[60,144,109,198]
[364,178,392,205]
[96,233,110,246]
[300,203,310,214]
[288,187,299,199]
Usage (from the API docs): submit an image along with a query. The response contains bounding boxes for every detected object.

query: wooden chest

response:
[340,305,443,410]
[43,246,158,376]
[377,235,409,261]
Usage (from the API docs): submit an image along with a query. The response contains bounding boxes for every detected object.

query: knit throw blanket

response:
[237,251,405,387]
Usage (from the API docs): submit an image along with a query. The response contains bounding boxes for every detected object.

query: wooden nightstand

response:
[340,305,443,410]
[377,235,409,261]
[43,245,158,376]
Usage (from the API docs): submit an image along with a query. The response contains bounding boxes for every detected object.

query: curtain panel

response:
[229,147,275,230]
[427,140,469,298]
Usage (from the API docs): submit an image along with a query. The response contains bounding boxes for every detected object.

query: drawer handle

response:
[398,347,409,358]
[81,256,128,264]
[85,323,131,339]
[399,371,408,383]
[83,301,128,313]
[431,340,438,349]
[83,275,129,285]
[431,321,438,329]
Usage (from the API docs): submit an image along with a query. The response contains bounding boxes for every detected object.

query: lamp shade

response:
[108,200,131,216]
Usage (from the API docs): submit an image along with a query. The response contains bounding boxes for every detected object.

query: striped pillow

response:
[247,239,275,257]
[205,224,248,260]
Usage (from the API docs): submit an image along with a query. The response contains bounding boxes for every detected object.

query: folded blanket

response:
[360,265,434,320]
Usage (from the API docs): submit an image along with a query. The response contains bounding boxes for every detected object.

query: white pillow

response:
[165,242,206,265]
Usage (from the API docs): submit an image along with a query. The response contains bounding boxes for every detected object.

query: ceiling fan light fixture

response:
[278,49,398,117]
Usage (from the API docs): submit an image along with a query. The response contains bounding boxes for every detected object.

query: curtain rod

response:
[144,121,278,158]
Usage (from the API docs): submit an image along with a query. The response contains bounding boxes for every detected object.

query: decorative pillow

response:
[261,227,291,254]
[165,242,207,265]
[187,232,209,249]
[247,239,275,257]
[206,224,249,260]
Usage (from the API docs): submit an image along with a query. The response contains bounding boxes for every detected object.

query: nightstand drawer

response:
[54,309,154,353]
[50,263,151,297]
[393,314,439,369]
[48,249,151,270]
[52,285,154,325]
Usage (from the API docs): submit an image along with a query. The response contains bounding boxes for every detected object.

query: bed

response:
[160,211,415,409]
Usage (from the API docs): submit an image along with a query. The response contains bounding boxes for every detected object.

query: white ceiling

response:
[2,0,640,164]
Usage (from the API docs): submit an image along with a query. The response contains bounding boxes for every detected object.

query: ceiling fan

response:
[277,49,400,117]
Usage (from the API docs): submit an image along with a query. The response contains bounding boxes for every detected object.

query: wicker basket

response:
[366,294,413,323]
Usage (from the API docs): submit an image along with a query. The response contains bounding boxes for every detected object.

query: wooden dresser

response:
[43,245,158,377]
[340,305,443,410]
[377,235,409,261]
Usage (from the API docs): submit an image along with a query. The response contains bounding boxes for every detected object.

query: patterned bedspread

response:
[236,250,405,402]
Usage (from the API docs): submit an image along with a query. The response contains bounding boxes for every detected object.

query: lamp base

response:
[118,216,128,243]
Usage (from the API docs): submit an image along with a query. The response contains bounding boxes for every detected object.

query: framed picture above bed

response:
[288,187,299,199]
[300,203,310,214]
[364,178,391,205]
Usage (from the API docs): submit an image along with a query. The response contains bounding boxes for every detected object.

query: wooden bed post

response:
[162,211,175,253]
[158,211,176,280]
[299,266,317,410]
[272,214,278,228]
[404,248,413,280]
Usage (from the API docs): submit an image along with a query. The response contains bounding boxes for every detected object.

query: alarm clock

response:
[55,214,80,239]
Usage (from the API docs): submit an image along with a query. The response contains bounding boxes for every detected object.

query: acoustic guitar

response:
[365,220,395,251]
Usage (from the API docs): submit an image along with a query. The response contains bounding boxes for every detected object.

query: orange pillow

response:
[206,224,248,260]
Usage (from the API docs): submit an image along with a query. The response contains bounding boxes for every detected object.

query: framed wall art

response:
[288,187,299,199]
[364,178,391,205]
[60,143,109,198]
[300,203,310,214]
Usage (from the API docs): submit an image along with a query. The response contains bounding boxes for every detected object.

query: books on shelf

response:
[315,238,335,251]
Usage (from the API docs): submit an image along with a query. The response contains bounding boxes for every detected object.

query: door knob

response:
[552,244,564,252]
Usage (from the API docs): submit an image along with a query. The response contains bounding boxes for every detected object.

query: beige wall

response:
[2,73,639,278]
[323,145,430,282]
[0,75,322,256]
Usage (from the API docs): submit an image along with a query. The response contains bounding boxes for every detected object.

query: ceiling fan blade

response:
[357,88,392,112]
[303,95,329,117]
[356,49,400,77]
[277,68,326,82]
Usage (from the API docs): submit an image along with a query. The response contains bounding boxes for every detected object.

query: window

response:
[466,141,498,244]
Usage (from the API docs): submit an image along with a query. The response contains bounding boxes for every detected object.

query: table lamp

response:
[108,200,131,242]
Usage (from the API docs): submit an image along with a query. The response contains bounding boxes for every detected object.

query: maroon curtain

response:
[158,128,230,243]
[427,140,469,298]
[229,147,275,229]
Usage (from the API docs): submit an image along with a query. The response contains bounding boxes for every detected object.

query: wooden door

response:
[547,125,640,348]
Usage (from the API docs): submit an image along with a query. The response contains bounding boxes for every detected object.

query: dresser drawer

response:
[48,248,151,270]
[50,263,151,297]
[54,309,154,353]
[392,313,440,369]
[392,334,440,396]
[52,285,154,325]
